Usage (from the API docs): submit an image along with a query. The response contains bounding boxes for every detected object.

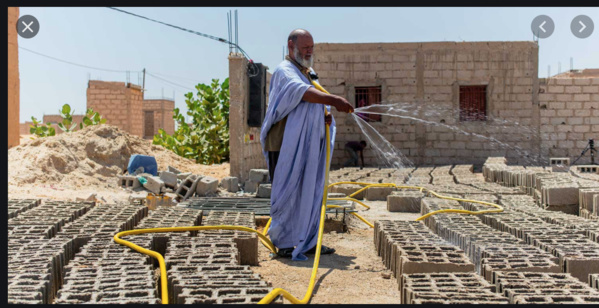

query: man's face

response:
[289,35,314,68]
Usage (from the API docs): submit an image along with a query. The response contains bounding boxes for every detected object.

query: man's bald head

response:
[288,29,314,68]
[288,29,312,44]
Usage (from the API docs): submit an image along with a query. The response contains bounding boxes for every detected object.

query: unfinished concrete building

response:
[312,41,598,167]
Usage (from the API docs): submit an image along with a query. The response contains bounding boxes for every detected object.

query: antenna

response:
[235,10,239,54]
[558,62,561,74]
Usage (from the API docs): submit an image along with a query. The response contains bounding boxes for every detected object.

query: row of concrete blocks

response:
[492,271,599,304]
[55,236,158,304]
[419,198,564,281]
[374,220,475,288]
[7,200,100,304]
[55,204,186,304]
[165,236,279,304]
[8,202,149,304]
[7,198,40,219]
[243,169,270,194]
[448,196,599,283]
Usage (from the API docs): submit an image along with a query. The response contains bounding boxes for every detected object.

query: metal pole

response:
[235,10,238,54]
[142,68,146,94]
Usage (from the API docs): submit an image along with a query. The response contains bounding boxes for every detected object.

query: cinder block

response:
[159,171,178,188]
[177,172,192,181]
[168,166,182,174]
[220,177,239,193]
[118,175,141,189]
[387,193,422,212]
[365,186,396,201]
[176,175,202,200]
[244,180,260,193]
[143,176,165,194]
[195,176,218,196]
[256,184,271,198]
[249,169,269,183]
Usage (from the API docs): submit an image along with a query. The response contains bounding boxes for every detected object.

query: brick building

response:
[142,99,175,139]
[85,80,175,139]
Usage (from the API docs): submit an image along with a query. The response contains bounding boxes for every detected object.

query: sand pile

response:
[9,125,229,189]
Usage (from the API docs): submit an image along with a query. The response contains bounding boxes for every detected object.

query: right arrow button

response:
[571,15,594,38]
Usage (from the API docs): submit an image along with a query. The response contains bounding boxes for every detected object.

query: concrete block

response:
[220,177,239,193]
[249,169,269,183]
[244,180,260,193]
[387,193,422,212]
[129,191,149,202]
[365,186,396,201]
[177,172,192,181]
[118,175,141,189]
[159,171,178,188]
[256,184,271,198]
[175,175,202,200]
[168,166,182,174]
[195,176,219,196]
[331,184,365,200]
[143,176,165,194]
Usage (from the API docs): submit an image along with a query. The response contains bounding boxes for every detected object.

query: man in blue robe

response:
[260,29,354,261]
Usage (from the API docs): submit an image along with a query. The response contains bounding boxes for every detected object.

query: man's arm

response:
[302,87,354,113]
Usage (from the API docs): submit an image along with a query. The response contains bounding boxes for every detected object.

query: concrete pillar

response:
[228,54,267,181]
[8,7,20,148]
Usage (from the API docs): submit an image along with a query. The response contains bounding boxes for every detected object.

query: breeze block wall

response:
[313,41,541,167]
[538,76,599,165]
[142,99,175,137]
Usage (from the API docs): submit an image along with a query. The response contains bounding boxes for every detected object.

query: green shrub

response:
[153,78,230,164]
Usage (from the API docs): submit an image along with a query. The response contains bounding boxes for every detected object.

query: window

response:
[459,85,487,121]
[355,86,382,122]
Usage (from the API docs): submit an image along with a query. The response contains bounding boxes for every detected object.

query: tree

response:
[153,78,230,164]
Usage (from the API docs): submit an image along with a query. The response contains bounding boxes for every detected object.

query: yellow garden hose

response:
[113,80,503,305]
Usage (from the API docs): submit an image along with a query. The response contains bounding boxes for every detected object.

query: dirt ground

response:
[251,201,420,304]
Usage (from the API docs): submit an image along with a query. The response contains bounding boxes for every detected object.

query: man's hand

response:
[324,114,332,125]
[332,96,354,113]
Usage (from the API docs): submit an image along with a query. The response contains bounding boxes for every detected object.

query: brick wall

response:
[228,54,268,181]
[539,77,599,164]
[86,80,144,137]
[313,41,541,167]
[8,7,20,148]
[19,122,33,135]
[142,99,175,138]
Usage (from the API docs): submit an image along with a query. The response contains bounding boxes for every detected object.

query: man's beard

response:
[293,46,314,68]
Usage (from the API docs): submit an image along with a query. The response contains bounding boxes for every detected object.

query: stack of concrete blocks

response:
[244,169,269,194]
[54,204,155,304]
[463,195,599,283]
[494,271,599,304]
[550,157,570,173]
[419,197,570,284]
[220,176,240,193]
[374,220,475,289]
[7,201,97,304]
[7,199,41,219]
[387,191,424,212]
[199,211,259,266]
[400,273,508,304]
[164,238,279,304]
[579,188,599,219]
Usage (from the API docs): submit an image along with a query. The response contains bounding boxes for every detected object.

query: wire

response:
[106,7,259,76]
[18,46,138,73]
[146,72,196,92]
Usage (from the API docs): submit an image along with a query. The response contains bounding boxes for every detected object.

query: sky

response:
[17,7,599,123]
